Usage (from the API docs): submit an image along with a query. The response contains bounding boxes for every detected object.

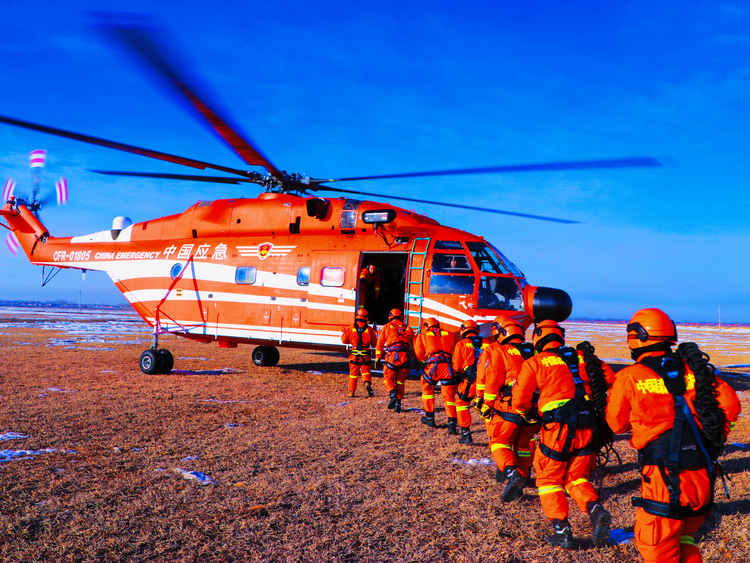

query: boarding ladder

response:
[405,237,431,330]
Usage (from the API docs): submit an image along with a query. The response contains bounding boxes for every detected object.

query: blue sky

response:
[0,2,748,323]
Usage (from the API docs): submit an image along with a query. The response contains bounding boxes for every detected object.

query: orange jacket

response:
[341,322,376,354]
[478,341,531,410]
[452,336,490,373]
[606,352,741,450]
[414,327,457,363]
[513,344,616,417]
[375,320,414,360]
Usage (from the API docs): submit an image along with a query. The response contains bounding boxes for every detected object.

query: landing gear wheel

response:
[252,345,280,367]
[158,349,174,374]
[139,349,164,375]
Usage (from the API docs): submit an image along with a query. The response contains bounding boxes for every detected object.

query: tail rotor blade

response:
[2,177,15,202]
[56,176,69,206]
[5,232,20,255]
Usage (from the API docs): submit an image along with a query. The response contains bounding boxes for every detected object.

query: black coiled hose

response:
[576,341,614,451]
[677,342,726,458]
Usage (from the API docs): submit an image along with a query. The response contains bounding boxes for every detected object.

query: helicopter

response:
[0,16,661,374]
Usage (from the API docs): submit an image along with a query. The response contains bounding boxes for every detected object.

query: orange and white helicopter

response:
[0,18,660,374]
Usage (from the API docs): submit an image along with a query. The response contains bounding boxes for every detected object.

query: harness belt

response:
[632,357,717,520]
[424,351,455,385]
[539,347,595,463]
[385,341,410,369]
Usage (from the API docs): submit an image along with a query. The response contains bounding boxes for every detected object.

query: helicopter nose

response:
[528,286,573,323]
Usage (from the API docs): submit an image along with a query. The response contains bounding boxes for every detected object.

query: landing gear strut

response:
[139,321,174,374]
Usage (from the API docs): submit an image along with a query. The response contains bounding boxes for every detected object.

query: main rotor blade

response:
[311,185,580,224]
[92,12,283,180]
[316,156,662,183]
[0,115,253,177]
[91,170,252,185]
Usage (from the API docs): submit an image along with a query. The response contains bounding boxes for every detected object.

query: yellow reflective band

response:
[538,485,563,495]
[477,384,486,391]
[517,450,531,458]
[541,399,570,413]
[422,394,435,400]
[484,393,497,400]
[445,401,455,407]
[349,375,358,379]
[491,443,512,452]
[568,478,589,488]
[680,535,696,546]
[456,406,468,412]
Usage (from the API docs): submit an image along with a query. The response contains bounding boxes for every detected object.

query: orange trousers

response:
[455,381,476,428]
[347,357,372,395]
[635,465,712,563]
[383,366,409,400]
[421,379,457,417]
[486,414,540,477]
[535,423,599,521]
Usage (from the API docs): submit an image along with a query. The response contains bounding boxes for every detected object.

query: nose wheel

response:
[139,348,174,374]
[252,345,280,367]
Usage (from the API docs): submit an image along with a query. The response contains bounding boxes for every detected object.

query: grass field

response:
[0,309,748,562]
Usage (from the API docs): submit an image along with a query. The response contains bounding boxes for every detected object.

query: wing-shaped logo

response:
[236,243,296,260]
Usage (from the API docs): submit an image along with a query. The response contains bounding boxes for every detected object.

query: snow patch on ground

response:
[173,467,216,485]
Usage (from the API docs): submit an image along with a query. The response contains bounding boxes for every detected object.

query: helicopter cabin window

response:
[431,253,473,274]
[297,267,310,286]
[320,267,346,287]
[235,266,257,285]
[465,241,511,275]
[170,263,184,280]
[429,274,475,295]
[478,276,524,311]
[434,240,464,250]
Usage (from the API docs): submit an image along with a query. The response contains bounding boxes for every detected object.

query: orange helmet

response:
[388,309,404,322]
[532,319,565,351]
[492,318,524,344]
[424,317,440,329]
[356,308,368,321]
[460,320,479,338]
[627,308,677,349]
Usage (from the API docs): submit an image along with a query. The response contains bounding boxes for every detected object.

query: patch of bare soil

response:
[0,312,748,562]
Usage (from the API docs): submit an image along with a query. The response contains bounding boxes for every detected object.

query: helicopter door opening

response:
[358,252,408,327]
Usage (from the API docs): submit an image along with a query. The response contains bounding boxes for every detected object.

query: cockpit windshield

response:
[466,241,510,275]
[485,242,525,280]
[478,276,524,311]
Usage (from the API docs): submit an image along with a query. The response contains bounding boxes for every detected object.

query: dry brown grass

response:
[0,311,748,562]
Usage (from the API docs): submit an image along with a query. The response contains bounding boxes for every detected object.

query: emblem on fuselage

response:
[236,243,296,260]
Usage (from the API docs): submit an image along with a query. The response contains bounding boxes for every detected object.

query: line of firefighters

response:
[340,307,741,562]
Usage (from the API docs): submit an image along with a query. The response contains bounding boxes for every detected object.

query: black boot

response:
[387,390,398,410]
[447,418,458,435]
[546,518,574,549]
[394,399,402,413]
[458,427,473,444]
[421,411,436,427]
[501,466,525,503]
[587,501,611,547]
[366,382,374,397]
[494,467,507,483]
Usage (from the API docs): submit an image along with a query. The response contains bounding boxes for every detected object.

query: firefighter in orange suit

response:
[606,308,741,563]
[451,320,490,444]
[359,264,380,310]
[414,317,458,428]
[375,309,414,413]
[476,318,539,501]
[341,308,377,398]
[512,319,615,549]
